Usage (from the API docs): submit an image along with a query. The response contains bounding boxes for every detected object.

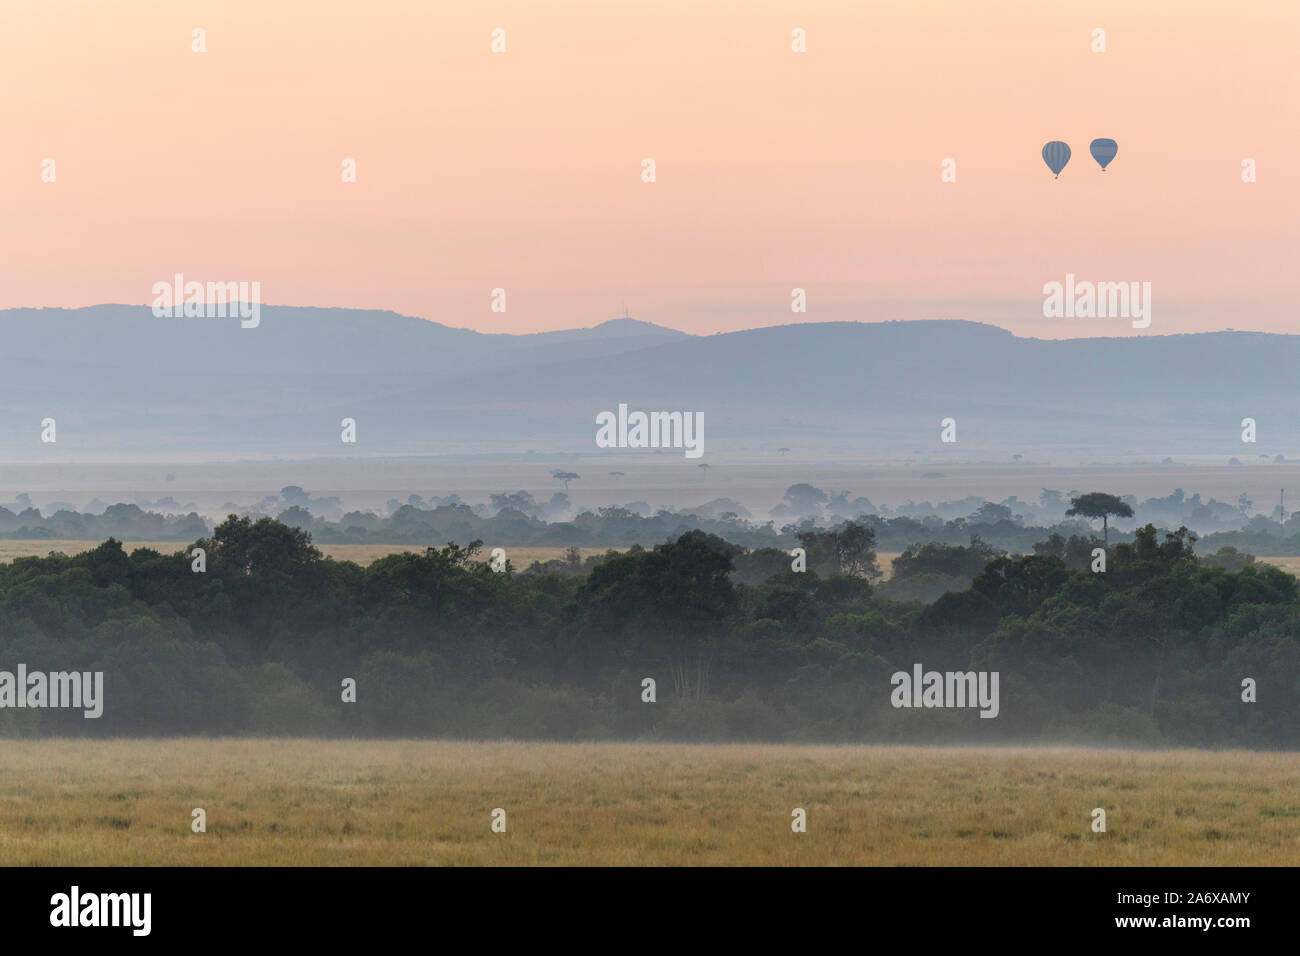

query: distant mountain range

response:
[0,306,1296,460]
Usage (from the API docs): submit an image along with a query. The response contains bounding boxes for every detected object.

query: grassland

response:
[1254,555,1300,576]
[0,741,1295,865]
[0,540,906,577]
[0,540,614,568]
[10,539,1299,581]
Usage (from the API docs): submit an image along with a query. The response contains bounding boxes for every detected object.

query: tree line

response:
[0,508,1295,744]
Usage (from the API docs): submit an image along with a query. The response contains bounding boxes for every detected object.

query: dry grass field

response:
[0,740,1295,865]
[0,540,613,568]
[0,541,905,576]
[1254,555,1300,576]
[8,540,1297,581]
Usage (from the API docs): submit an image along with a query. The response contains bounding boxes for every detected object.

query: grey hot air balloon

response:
[1090,138,1118,171]
[1042,141,1071,178]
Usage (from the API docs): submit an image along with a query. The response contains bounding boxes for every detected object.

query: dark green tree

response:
[1066,492,1134,548]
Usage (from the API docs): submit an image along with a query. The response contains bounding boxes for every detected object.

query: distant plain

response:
[3,460,1296,526]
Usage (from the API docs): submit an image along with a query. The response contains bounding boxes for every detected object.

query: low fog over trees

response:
[0,513,1295,746]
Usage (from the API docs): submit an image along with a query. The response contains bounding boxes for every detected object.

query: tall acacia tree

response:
[1065,492,1134,548]
[550,469,580,490]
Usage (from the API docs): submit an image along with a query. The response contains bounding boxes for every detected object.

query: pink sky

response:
[1,0,1296,337]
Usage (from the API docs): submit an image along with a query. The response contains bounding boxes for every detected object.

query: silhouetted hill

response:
[0,307,1293,458]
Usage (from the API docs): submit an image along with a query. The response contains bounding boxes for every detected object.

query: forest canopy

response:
[0,515,1294,746]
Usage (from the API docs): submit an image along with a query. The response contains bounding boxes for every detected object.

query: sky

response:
[1,0,1296,338]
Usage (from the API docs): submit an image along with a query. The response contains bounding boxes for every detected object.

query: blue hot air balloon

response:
[1042,141,1071,178]
[1090,138,1118,171]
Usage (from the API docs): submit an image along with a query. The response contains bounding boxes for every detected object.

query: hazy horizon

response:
[10,305,1300,342]
[4,0,1296,338]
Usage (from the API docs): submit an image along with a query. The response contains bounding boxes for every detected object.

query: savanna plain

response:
[1,740,1296,865]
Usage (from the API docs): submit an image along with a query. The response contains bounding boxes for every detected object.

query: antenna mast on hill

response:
[620,302,630,320]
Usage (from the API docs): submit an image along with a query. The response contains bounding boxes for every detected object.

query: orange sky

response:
[1,0,1296,337]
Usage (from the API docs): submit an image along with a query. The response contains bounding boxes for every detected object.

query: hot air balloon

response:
[1042,141,1071,179]
[1090,138,1118,171]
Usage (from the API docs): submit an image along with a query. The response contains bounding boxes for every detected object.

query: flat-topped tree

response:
[550,469,580,490]
[1066,492,1134,548]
